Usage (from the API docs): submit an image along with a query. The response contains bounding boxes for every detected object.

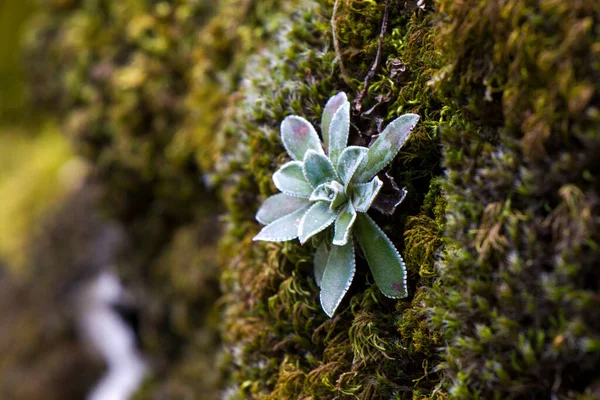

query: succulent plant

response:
[253,92,419,317]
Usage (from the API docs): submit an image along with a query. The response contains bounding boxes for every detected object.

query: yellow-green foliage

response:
[25,1,225,397]
[0,0,35,120]
[0,125,74,272]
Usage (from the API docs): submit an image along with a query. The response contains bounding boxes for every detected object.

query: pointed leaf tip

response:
[327,101,350,166]
[321,92,348,149]
[256,193,310,225]
[253,204,311,242]
[354,113,420,183]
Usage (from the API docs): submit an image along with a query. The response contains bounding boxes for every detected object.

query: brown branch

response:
[332,0,352,87]
[354,0,391,113]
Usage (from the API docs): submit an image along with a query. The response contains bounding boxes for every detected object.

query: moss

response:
[26,1,225,397]
[27,0,600,398]
[26,0,216,230]
[433,0,600,397]
[215,1,447,398]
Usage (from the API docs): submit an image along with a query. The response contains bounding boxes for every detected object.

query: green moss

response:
[27,0,600,398]
[26,1,225,397]
[433,0,600,397]
[215,1,447,398]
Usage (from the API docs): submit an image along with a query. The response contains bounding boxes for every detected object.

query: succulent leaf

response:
[336,146,368,186]
[353,213,407,298]
[327,101,350,166]
[298,201,338,244]
[320,240,355,317]
[281,115,325,161]
[321,92,348,150]
[309,183,333,202]
[313,241,330,287]
[329,181,347,211]
[351,176,383,212]
[273,161,313,198]
[303,150,338,188]
[353,113,420,183]
[253,204,312,242]
[256,193,311,225]
[255,92,419,316]
[332,202,356,246]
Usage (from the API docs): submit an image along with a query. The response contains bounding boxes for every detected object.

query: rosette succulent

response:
[253,92,419,317]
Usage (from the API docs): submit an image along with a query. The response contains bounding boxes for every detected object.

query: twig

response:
[332,0,352,87]
[354,0,391,113]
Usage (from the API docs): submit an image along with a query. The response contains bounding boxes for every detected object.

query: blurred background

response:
[0,1,222,399]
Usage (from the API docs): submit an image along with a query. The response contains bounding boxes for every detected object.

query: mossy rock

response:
[24,0,600,398]
[215,1,447,398]
[432,0,600,398]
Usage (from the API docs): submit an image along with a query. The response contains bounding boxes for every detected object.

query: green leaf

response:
[303,150,338,188]
[353,213,407,298]
[253,204,312,242]
[336,146,368,186]
[309,183,333,202]
[333,202,356,246]
[321,92,348,150]
[256,193,311,225]
[298,202,338,244]
[313,241,330,287]
[351,176,383,212]
[328,181,347,211]
[327,101,350,166]
[273,161,313,198]
[320,240,355,317]
[353,114,420,183]
[281,116,325,161]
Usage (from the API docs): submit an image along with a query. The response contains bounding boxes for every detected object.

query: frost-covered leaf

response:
[351,176,383,213]
[256,193,311,225]
[303,150,338,188]
[353,114,420,183]
[336,146,368,186]
[329,181,347,211]
[333,202,356,246]
[309,183,333,202]
[253,204,312,242]
[273,161,313,198]
[327,101,350,166]
[281,116,324,161]
[320,240,355,317]
[313,241,330,287]
[298,202,338,244]
[321,92,348,150]
[353,213,407,298]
